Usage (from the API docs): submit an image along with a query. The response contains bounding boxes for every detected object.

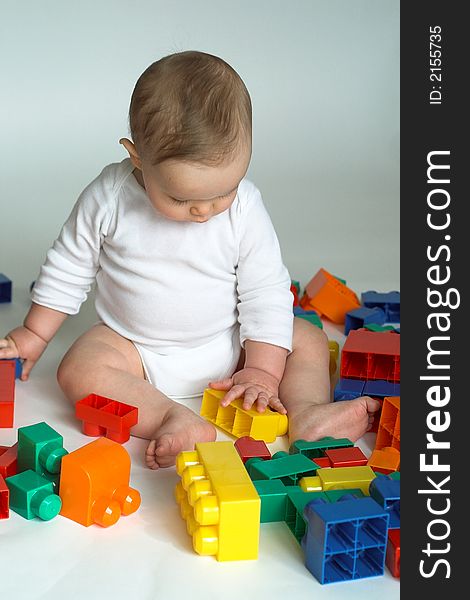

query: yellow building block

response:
[328,340,339,376]
[299,466,376,496]
[175,441,260,561]
[200,388,288,443]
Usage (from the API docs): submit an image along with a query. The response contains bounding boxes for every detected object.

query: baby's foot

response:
[287,396,381,445]
[145,403,216,469]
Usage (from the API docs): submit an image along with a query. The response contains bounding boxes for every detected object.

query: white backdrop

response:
[0,0,399,312]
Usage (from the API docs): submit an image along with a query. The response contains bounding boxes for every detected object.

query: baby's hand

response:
[0,326,48,381]
[209,367,287,415]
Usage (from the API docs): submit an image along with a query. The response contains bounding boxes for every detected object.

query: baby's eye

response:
[170,197,189,205]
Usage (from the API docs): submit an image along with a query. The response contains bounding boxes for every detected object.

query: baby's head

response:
[120,51,252,223]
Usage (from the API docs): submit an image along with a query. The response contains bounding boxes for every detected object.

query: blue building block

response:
[363,380,400,399]
[361,291,400,323]
[0,274,12,303]
[302,495,389,584]
[0,358,23,380]
[334,378,365,402]
[344,307,385,336]
[369,475,400,529]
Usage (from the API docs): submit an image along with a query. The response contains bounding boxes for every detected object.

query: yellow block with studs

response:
[200,388,288,443]
[175,441,260,561]
[299,466,376,496]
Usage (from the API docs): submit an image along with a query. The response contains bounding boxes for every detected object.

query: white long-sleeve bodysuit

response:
[32,158,294,397]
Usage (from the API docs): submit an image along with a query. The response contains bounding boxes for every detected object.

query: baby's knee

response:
[292,318,329,360]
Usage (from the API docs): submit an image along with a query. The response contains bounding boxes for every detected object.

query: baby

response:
[0,51,379,468]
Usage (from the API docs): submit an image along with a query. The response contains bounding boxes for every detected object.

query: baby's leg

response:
[56,324,215,468]
[279,319,380,444]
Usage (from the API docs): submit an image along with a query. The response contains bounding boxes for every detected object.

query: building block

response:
[293,306,323,329]
[364,324,397,333]
[290,282,300,306]
[0,443,18,478]
[5,469,62,520]
[340,329,400,382]
[328,340,339,376]
[0,358,22,379]
[291,280,301,295]
[200,388,288,443]
[344,307,386,335]
[324,488,365,503]
[375,396,400,451]
[361,291,400,322]
[325,447,368,468]
[386,529,400,577]
[333,378,365,401]
[0,273,12,302]
[17,422,68,487]
[300,466,376,496]
[75,393,138,443]
[290,437,354,460]
[285,486,329,542]
[368,447,400,475]
[59,437,141,527]
[0,474,9,519]
[369,476,400,529]
[300,268,360,324]
[234,436,271,464]
[363,380,400,400]
[302,496,389,584]
[313,457,332,469]
[253,479,288,523]
[0,359,15,427]
[246,451,319,485]
[175,441,260,561]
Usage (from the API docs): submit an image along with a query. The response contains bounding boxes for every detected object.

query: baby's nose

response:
[190,202,213,217]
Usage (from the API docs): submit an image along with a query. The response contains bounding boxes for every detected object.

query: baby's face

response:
[137,144,251,223]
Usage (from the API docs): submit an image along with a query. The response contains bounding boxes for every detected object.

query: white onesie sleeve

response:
[236,183,293,352]
[31,166,116,314]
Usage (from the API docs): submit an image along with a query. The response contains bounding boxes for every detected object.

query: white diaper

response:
[132,325,242,400]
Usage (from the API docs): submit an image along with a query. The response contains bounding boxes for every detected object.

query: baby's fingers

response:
[20,358,35,381]
[0,345,19,359]
[241,387,263,411]
[220,384,247,406]
[267,395,287,415]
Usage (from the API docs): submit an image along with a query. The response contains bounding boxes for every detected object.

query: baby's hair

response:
[128,50,252,166]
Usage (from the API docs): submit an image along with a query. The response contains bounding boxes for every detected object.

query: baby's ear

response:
[119,138,142,170]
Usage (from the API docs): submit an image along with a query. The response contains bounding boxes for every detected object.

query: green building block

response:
[5,469,62,520]
[364,323,396,332]
[295,312,323,329]
[253,479,288,522]
[334,275,347,285]
[247,451,319,485]
[388,471,401,481]
[289,437,354,460]
[285,487,328,542]
[17,422,68,484]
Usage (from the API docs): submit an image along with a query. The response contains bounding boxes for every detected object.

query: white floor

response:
[0,285,400,600]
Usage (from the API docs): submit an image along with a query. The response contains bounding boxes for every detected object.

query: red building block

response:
[386,529,400,577]
[325,446,368,468]
[340,330,400,383]
[0,474,9,519]
[0,360,15,428]
[0,443,18,478]
[312,456,332,469]
[234,436,271,464]
[290,283,300,307]
[75,394,138,444]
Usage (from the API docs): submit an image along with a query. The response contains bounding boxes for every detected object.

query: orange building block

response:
[59,437,141,527]
[368,447,400,474]
[376,396,400,451]
[300,269,360,324]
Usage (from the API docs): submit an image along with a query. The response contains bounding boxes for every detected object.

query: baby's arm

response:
[210,182,293,412]
[0,303,68,380]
